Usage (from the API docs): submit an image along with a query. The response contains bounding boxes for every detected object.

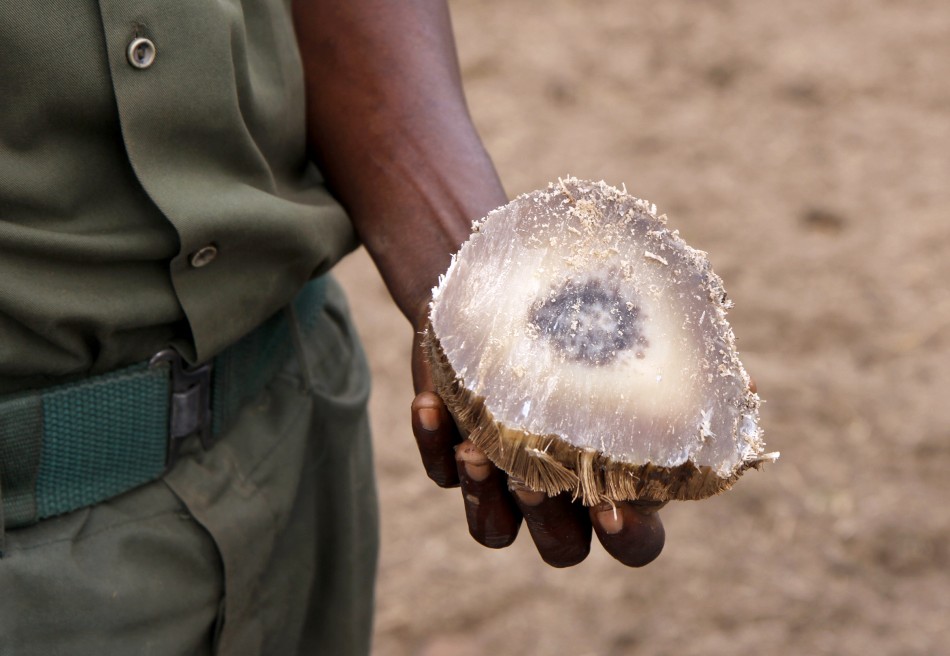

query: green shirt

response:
[0,0,356,394]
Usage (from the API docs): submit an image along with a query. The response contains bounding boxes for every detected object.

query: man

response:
[0,1,665,653]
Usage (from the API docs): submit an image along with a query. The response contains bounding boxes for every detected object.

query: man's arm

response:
[292,0,665,567]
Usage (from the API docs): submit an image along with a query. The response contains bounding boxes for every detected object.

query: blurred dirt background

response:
[334,1,950,654]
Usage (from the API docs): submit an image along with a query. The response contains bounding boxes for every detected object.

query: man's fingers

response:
[412,382,667,566]
[411,392,461,488]
[590,501,666,568]
[510,481,591,567]
[456,440,522,548]
[411,333,435,395]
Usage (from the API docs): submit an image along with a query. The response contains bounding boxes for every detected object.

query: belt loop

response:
[0,393,44,533]
[149,349,214,472]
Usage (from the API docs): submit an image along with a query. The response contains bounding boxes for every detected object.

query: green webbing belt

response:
[0,277,327,531]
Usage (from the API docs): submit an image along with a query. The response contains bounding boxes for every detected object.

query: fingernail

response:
[418,407,440,431]
[509,481,546,507]
[463,461,491,482]
[456,442,492,482]
[596,505,624,535]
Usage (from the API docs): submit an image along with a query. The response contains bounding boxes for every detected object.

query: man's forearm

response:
[292,0,507,327]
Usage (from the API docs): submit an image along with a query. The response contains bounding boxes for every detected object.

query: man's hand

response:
[293,0,666,567]
[411,332,666,568]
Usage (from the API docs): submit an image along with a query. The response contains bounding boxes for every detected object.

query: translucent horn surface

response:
[427,178,775,502]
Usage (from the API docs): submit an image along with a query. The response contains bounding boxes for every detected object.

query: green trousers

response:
[0,279,379,655]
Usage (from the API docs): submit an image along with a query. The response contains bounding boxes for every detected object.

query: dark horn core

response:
[529,276,648,366]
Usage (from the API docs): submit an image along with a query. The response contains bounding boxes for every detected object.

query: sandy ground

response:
[334,1,950,654]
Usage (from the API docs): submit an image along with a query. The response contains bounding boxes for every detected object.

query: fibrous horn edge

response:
[423,325,766,505]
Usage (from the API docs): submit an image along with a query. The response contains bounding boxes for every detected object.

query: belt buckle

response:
[149,349,213,472]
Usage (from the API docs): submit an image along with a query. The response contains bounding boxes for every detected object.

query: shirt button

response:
[189,245,218,268]
[127,37,156,69]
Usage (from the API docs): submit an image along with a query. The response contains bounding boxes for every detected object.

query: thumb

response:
[411,328,435,395]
